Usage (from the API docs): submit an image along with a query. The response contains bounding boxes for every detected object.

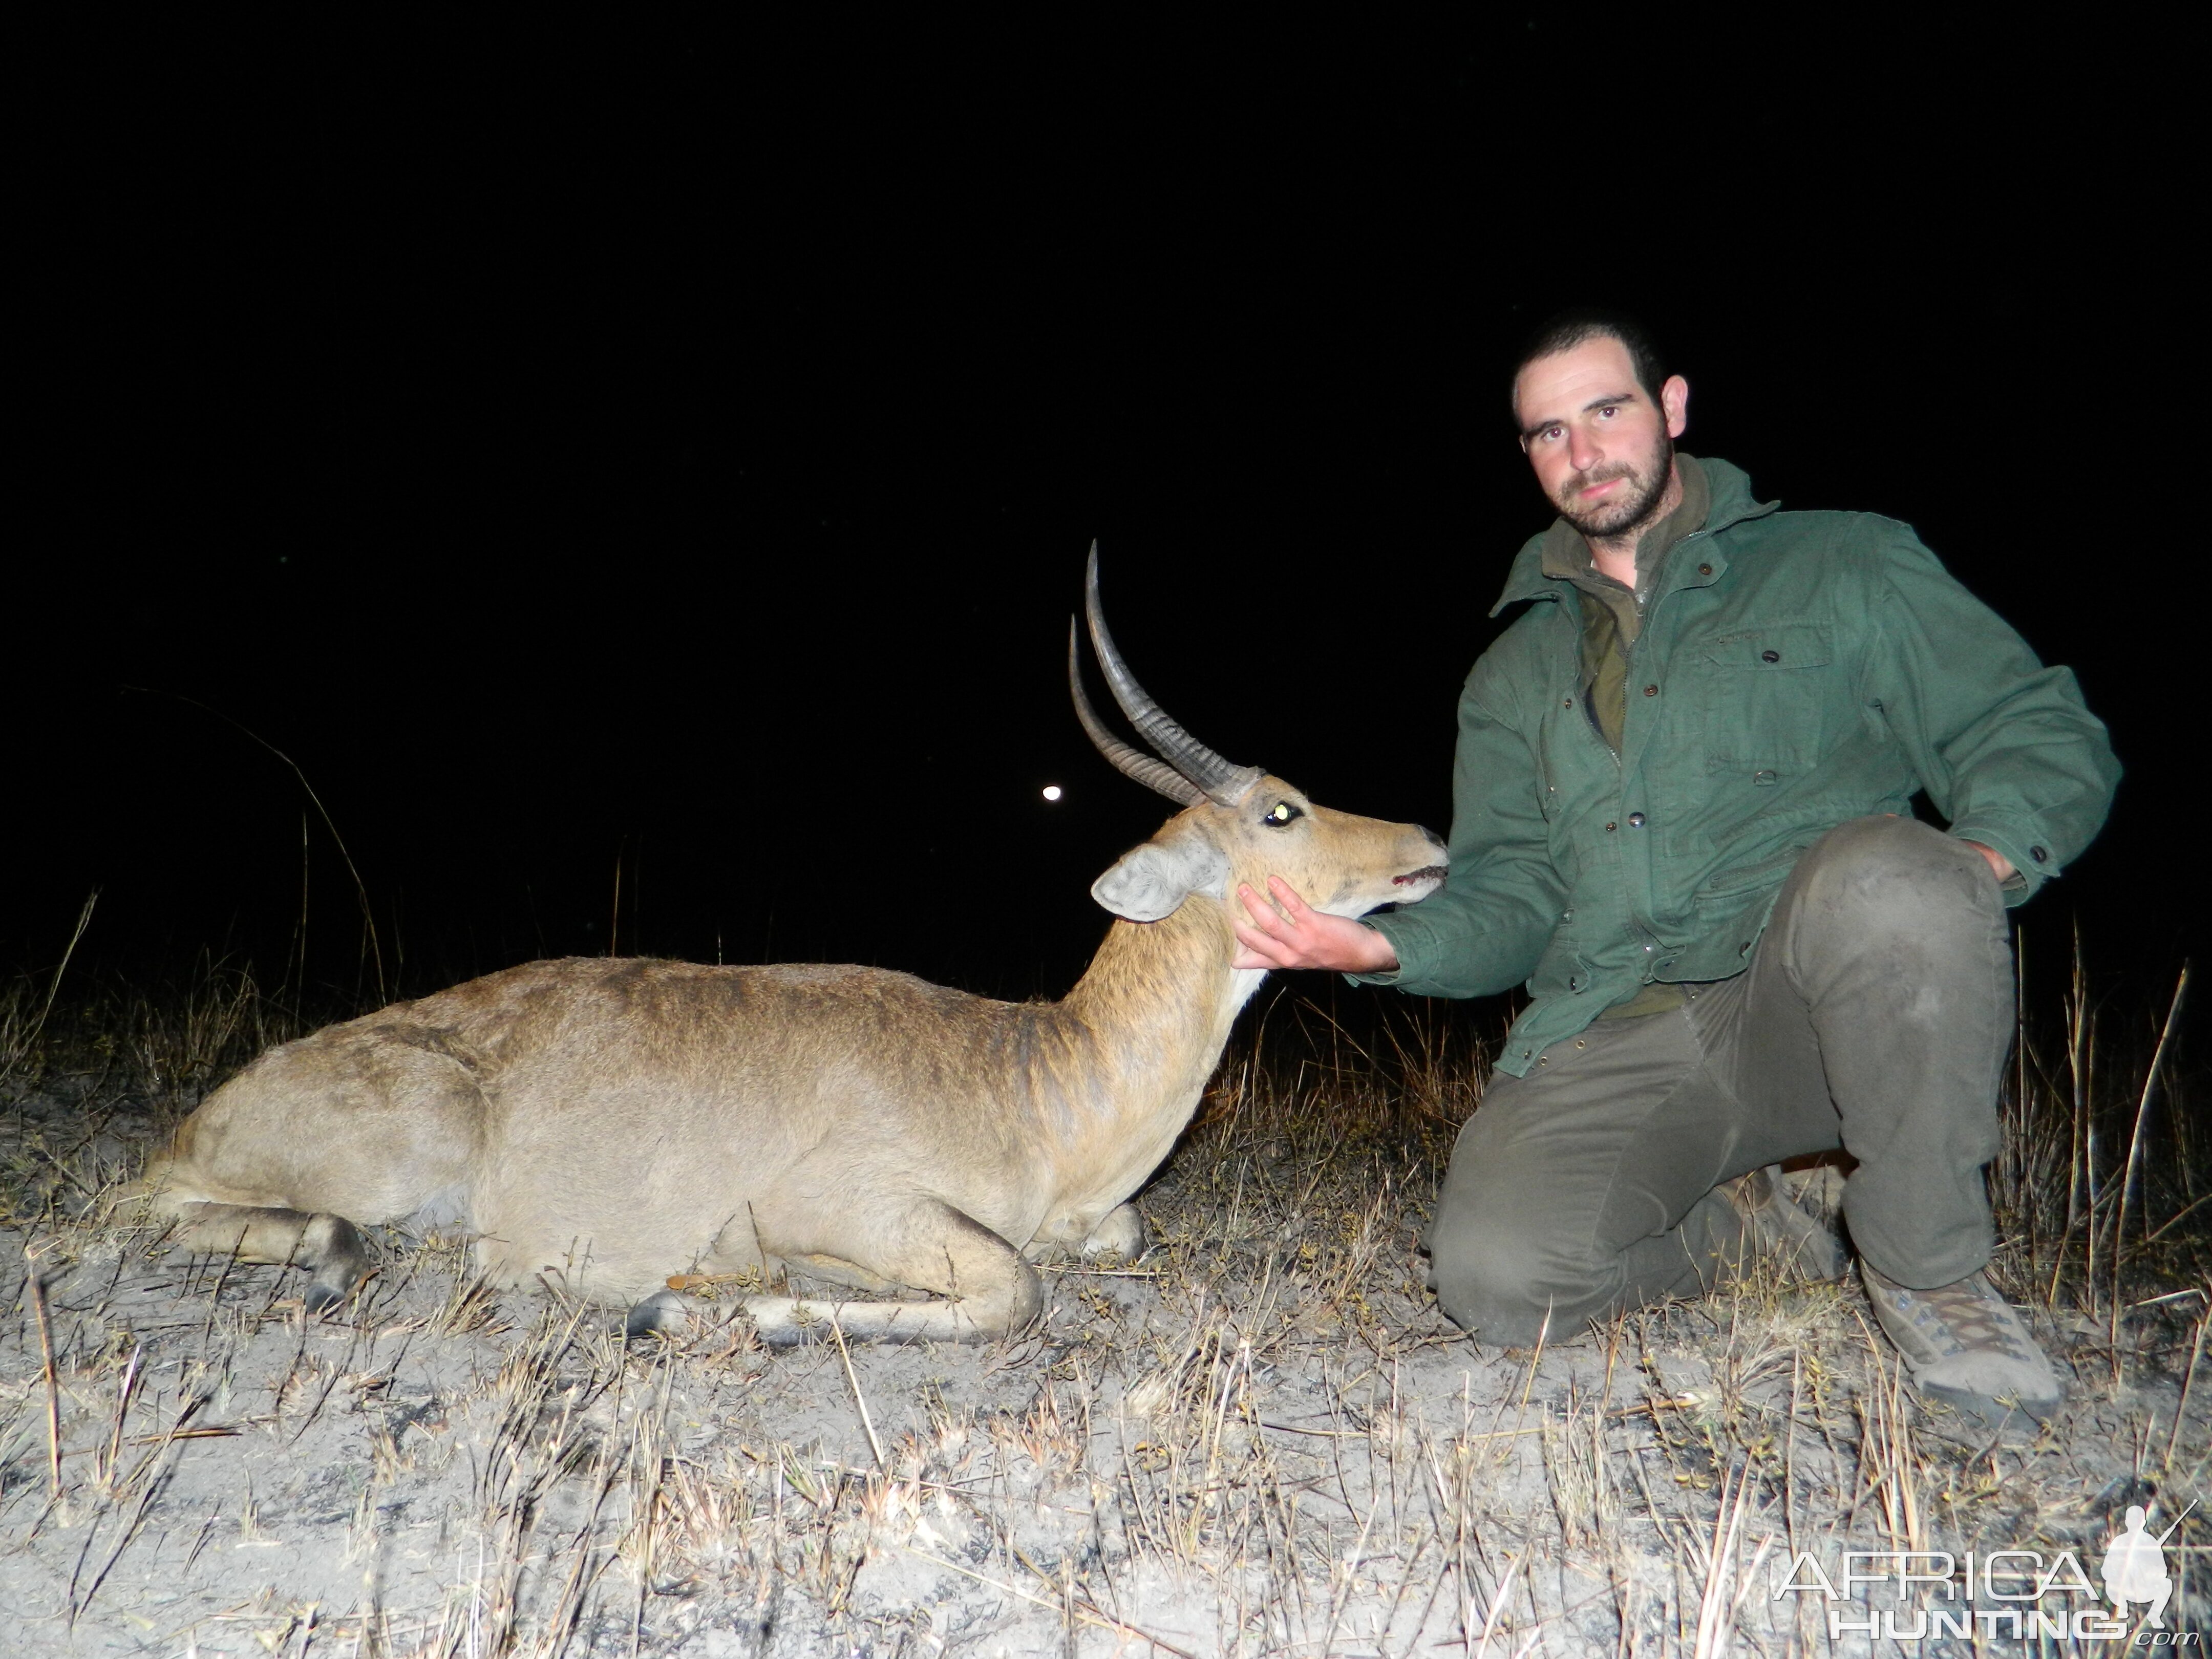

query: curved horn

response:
[1069,622,1204,805]
[1083,544,1264,806]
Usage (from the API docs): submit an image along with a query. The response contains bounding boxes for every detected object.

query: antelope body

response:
[138,555,1446,1343]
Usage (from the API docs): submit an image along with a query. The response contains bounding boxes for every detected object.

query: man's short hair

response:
[1512,308,1668,406]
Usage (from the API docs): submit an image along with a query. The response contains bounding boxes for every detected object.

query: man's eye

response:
[1597,405,1619,418]
[1263,801,1305,826]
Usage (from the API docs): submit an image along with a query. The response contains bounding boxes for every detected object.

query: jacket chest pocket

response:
[1689,622,1840,765]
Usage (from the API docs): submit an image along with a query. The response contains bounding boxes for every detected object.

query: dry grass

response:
[0,942,2201,1654]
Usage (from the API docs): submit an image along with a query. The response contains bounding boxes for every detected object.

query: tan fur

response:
[136,779,1443,1343]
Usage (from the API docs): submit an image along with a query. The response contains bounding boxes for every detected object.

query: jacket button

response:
[1697,563,1712,576]
[1627,812,1646,827]
[1761,649,1780,663]
[1643,684,1658,696]
[1753,769,1778,785]
[1563,698,1573,708]
[2031,845,2049,863]
[1739,941,1752,954]
[1605,821,1617,832]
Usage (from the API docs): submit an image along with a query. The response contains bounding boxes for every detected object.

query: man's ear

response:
[1091,834,1231,922]
[1662,373,1690,439]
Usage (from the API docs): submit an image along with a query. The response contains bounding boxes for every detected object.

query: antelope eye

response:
[1262,801,1304,827]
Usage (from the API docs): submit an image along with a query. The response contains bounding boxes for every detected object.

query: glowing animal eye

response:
[1263,801,1304,826]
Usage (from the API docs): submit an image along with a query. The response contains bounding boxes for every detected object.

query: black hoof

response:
[303,1216,370,1312]
[626,1289,686,1341]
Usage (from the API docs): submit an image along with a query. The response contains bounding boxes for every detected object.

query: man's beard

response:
[1555,433,1675,539]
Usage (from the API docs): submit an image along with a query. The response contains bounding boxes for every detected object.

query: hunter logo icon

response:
[2102,1504,2183,1627]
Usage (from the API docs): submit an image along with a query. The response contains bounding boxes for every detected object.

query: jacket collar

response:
[1488,455,1780,616]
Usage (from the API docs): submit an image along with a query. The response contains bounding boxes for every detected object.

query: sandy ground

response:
[4,1038,2206,1656]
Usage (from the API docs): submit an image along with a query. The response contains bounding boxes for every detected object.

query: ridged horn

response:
[1069,623,1204,805]
[1083,543,1264,806]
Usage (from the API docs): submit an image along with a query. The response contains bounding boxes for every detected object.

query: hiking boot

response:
[1725,1164,1845,1282]
[1861,1262,2066,1431]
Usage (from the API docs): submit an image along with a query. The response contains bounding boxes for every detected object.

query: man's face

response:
[1513,335,1690,539]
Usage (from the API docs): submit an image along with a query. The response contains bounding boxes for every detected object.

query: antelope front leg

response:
[632,1198,1044,1346]
[1079,1202,1146,1262]
[168,1202,371,1313]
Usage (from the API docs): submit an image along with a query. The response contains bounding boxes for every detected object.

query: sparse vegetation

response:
[1,938,2200,1654]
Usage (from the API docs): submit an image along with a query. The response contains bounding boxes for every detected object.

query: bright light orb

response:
[1041,785,1062,801]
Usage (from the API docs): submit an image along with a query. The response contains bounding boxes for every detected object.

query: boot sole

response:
[1919,1380,2064,1435]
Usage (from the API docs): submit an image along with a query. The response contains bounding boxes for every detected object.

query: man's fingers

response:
[1237,883,1294,939]
[1229,918,1275,955]
[1246,878,1316,932]
[1237,879,1337,972]
[1231,880,1393,975]
[1230,912,1291,954]
[1229,928,1294,971]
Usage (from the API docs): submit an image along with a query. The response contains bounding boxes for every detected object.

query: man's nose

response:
[1567,423,1603,471]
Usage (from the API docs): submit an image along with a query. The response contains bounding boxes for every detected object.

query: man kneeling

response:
[1228,311,2118,1432]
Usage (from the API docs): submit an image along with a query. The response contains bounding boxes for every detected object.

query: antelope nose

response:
[1419,826,1447,857]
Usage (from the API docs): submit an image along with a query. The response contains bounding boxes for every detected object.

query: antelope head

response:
[1072,547,1448,927]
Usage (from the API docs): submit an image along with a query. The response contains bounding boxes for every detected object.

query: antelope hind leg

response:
[169,1202,371,1313]
[626,1251,919,1342]
[634,1198,1043,1346]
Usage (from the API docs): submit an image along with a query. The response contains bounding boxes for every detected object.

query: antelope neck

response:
[1047,900,1247,1131]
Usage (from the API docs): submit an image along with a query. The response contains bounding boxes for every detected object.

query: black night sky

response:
[10,18,2198,1022]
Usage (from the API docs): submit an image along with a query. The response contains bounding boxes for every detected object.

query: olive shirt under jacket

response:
[1357,455,2120,1078]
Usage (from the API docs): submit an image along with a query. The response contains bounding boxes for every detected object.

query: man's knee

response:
[1426,1204,1589,1348]
[1789,815,2004,951]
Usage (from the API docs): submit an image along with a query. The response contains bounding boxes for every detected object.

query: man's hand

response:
[1962,840,2016,882]
[1230,876,1401,973]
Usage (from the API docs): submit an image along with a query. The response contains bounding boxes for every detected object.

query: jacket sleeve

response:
[1353,654,1565,997]
[1863,522,2120,903]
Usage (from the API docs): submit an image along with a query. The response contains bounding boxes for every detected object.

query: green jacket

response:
[1363,457,2120,1077]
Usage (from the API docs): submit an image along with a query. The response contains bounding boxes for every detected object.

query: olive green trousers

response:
[1423,816,2013,1347]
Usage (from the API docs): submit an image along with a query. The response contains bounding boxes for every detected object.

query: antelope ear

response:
[1091,835,1231,922]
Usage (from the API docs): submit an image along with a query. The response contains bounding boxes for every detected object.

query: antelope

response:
[133,551,1447,1344]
